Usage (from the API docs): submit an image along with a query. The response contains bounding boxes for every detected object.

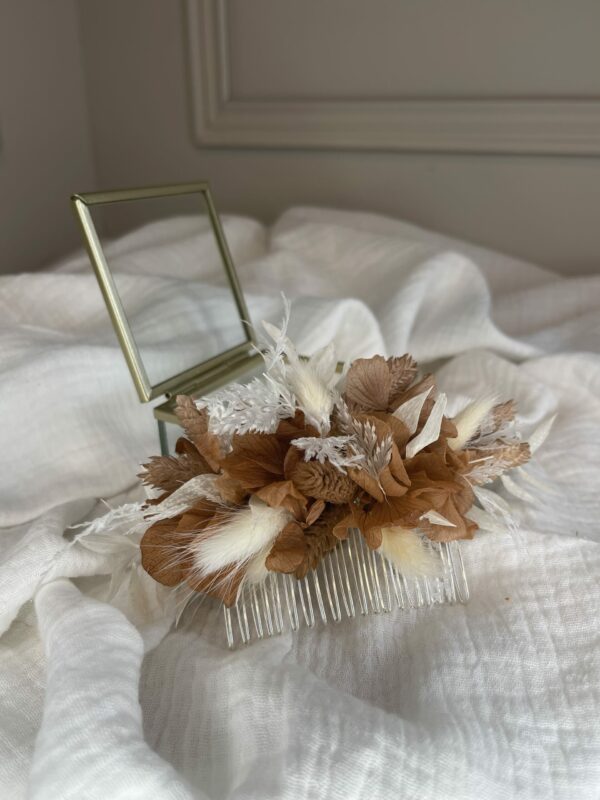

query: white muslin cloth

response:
[0,207,599,799]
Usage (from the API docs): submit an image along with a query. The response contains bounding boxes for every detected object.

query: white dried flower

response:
[200,375,296,437]
[291,435,365,473]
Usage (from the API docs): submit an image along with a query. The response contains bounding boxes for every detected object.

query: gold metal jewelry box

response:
[71,181,264,454]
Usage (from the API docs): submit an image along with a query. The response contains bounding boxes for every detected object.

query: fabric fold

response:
[30,580,199,800]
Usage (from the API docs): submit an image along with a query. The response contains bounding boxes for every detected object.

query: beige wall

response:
[0,0,96,274]
[78,0,600,275]
[2,0,600,275]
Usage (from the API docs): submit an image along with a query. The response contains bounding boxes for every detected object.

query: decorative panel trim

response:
[185,0,600,155]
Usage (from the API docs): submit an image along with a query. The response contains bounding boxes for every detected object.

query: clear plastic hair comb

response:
[222,529,468,648]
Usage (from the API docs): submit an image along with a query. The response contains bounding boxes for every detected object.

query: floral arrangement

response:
[136,305,543,608]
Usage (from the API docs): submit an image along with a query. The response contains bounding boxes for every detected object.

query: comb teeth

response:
[223,529,469,648]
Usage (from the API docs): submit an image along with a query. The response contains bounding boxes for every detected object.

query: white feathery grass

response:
[70,502,145,539]
[261,294,292,373]
[393,387,432,435]
[200,375,296,436]
[473,485,513,517]
[284,356,335,434]
[472,485,517,534]
[291,434,364,473]
[448,396,497,451]
[528,413,557,454]
[189,497,291,577]
[405,393,447,459]
[262,309,337,434]
[378,527,442,578]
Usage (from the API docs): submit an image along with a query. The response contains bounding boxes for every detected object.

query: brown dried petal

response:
[215,475,248,505]
[266,521,308,574]
[344,355,391,411]
[221,434,286,488]
[389,441,411,486]
[176,500,222,533]
[348,466,385,503]
[305,499,326,526]
[197,431,228,473]
[369,412,412,451]
[275,410,319,442]
[283,446,304,480]
[292,460,358,504]
[332,513,352,541]
[363,495,427,539]
[296,505,348,578]
[255,480,307,518]
[140,518,190,586]
[390,373,436,411]
[378,465,410,498]
[421,496,477,542]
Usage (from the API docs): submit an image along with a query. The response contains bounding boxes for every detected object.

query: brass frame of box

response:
[71,181,260,432]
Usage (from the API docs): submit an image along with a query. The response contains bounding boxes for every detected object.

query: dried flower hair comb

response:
[78,303,553,647]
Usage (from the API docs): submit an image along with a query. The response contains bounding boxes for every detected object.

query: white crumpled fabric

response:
[0,207,599,799]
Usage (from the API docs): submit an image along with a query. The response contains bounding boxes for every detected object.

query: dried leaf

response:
[491,400,516,430]
[174,395,209,444]
[174,397,227,471]
[292,460,357,504]
[140,518,190,586]
[465,442,530,485]
[139,447,211,494]
[344,355,391,411]
[265,521,307,573]
[387,354,418,403]
[255,480,308,519]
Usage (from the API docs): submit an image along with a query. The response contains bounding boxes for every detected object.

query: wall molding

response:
[186,0,600,156]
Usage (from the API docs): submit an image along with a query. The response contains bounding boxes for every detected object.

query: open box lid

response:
[71,181,263,424]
